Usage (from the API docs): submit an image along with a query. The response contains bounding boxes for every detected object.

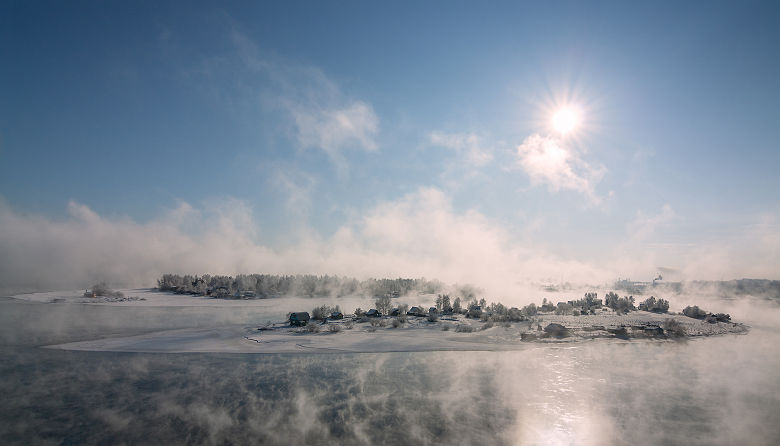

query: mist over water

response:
[1,295,779,445]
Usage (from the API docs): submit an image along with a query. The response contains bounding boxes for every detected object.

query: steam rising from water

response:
[2,191,778,297]
[1,295,778,445]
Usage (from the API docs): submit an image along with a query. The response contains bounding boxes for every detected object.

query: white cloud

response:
[290,100,378,161]
[514,133,605,202]
[429,131,493,166]
[3,193,776,297]
[627,204,677,242]
[0,191,609,299]
[227,28,379,167]
[609,204,678,278]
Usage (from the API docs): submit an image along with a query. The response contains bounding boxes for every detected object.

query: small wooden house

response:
[366,309,381,317]
[290,312,311,326]
[407,306,425,317]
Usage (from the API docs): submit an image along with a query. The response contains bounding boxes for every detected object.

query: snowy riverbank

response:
[44,309,748,354]
[11,289,747,354]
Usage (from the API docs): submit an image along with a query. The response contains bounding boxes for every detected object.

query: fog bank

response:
[2,189,778,296]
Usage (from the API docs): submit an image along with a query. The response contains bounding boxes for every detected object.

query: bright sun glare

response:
[551,107,581,135]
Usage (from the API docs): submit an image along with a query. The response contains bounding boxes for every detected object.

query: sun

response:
[551,106,581,135]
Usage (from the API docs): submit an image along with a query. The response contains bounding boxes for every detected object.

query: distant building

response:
[466,305,482,318]
[366,309,381,317]
[407,306,425,317]
[290,312,310,326]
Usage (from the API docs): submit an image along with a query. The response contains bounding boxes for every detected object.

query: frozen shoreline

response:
[44,311,748,354]
[15,289,748,354]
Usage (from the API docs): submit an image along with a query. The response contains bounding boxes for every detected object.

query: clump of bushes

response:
[682,305,708,319]
[712,313,731,322]
[455,324,475,333]
[391,319,401,328]
[299,323,320,333]
[312,304,340,320]
[663,318,686,337]
[555,302,574,315]
[522,303,538,317]
[639,296,670,313]
[682,305,731,323]
[704,312,732,323]
[427,313,439,322]
[85,282,124,298]
[481,320,494,330]
[605,292,635,314]
[369,319,386,328]
[328,324,342,333]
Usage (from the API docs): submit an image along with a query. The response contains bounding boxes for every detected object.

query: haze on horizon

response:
[2,1,779,295]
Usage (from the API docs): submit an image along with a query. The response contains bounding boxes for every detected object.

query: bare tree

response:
[375,295,392,315]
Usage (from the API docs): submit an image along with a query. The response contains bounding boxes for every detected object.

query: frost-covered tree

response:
[639,296,670,313]
[441,294,451,312]
[452,297,462,313]
[375,295,392,315]
[604,292,620,309]
[682,305,708,319]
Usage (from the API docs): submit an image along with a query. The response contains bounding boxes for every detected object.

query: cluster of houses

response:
[288,292,639,327]
[289,304,483,326]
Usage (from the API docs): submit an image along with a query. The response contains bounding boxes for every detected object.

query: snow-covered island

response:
[237,306,747,352]
[29,283,749,354]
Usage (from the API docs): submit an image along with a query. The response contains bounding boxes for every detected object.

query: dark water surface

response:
[1,298,779,445]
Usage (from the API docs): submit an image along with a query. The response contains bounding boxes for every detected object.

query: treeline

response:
[303,292,681,326]
[157,273,443,298]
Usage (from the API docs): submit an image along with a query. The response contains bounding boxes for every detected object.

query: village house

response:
[289,312,310,326]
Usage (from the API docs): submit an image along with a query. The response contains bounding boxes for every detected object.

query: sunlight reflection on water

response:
[0,298,779,445]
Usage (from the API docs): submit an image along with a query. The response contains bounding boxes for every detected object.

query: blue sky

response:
[1,1,779,292]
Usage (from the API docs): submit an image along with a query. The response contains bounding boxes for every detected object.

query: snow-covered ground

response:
[12,289,747,354]
[10,288,278,307]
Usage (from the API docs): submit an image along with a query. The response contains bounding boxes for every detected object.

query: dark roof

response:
[407,306,425,315]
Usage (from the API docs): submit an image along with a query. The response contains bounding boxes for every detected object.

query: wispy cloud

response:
[0,191,608,298]
[3,192,776,296]
[228,28,379,169]
[429,131,493,167]
[270,166,317,219]
[514,134,605,203]
[627,204,677,242]
[289,100,378,162]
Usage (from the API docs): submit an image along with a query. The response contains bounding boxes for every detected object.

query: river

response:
[1,296,778,445]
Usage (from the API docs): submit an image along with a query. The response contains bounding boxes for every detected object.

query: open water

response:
[1,297,778,445]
